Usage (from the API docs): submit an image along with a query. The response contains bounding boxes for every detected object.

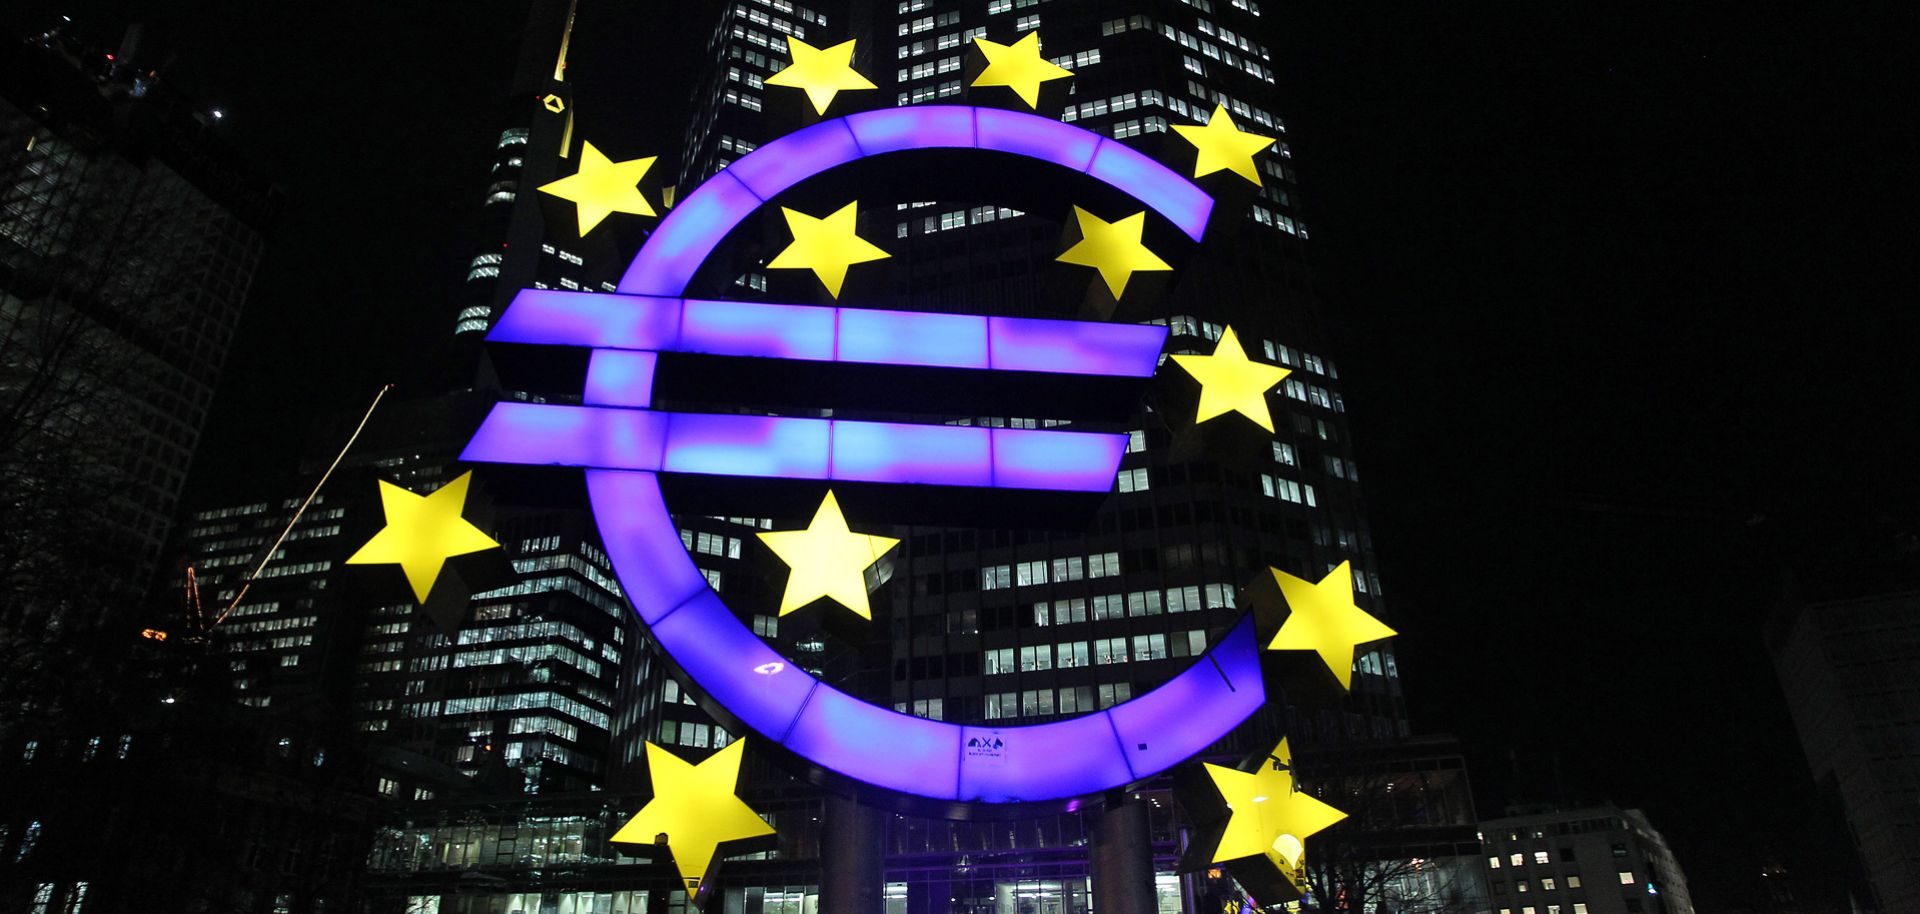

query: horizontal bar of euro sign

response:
[488,290,1169,379]
[461,402,1127,492]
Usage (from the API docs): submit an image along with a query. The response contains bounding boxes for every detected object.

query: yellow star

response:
[756,490,899,619]
[1206,737,1347,872]
[1266,561,1397,690]
[764,36,876,114]
[766,202,891,298]
[970,32,1073,108]
[345,471,500,603]
[611,739,775,891]
[1173,103,1278,185]
[1169,326,1290,432]
[537,141,657,236]
[1055,207,1172,298]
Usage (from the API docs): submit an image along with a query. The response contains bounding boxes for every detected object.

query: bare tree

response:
[1296,749,1487,914]
[0,75,241,725]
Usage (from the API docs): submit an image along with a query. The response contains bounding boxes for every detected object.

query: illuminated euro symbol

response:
[462,106,1267,811]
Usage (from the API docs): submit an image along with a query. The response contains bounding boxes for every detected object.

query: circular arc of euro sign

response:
[466,106,1267,807]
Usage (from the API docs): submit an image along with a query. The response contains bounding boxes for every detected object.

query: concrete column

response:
[820,793,887,914]
[1090,793,1157,914]
[908,871,952,914]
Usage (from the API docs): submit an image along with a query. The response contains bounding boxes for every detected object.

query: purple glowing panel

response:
[727,119,864,200]
[621,170,761,296]
[660,413,832,480]
[1088,140,1212,241]
[991,428,1128,492]
[464,404,1125,489]
[572,466,1270,802]
[1107,616,1264,777]
[648,589,819,736]
[783,685,963,796]
[956,717,1135,803]
[619,106,1215,294]
[830,421,993,486]
[582,471,710,623]
[498,291,1163,377]
[1205,611,1265,693]
[845,106,976,154]
[584,350,657,407]
[836,308,989,369]
[974,106,1101,172]
[988,316,1167,377]
[490,289,683,350]
[680,299,837,361]
[462,402,667,472]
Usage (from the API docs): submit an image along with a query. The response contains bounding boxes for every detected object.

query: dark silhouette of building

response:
[1769,589,1920,914]
[0,17,278,723]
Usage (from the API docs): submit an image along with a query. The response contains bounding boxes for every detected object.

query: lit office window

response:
[1088,552,1121,578]
[1057,641,1090,667]
[984,648,1014,675]
[1019,689,1053,715]
[1053,599,1087,624]
[1051,556,1085,581]
[984,692,1017,718]
[1058,686,1093,713]
[1019,645,1052,672]
[1131,634,1167,660]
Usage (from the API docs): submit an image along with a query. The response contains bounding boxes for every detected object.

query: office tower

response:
[1479,806,1698,914]
[1769,589,1920,914]
[449,0,628,369]
[178,396,630,793]
[162,7,693,912]
[0,21,277,660]
[181,0,641,795]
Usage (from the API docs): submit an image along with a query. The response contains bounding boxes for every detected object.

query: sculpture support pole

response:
[1091,792,1158,914]
[821,793,887,914]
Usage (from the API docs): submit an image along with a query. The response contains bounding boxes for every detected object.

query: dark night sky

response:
[10,1,1914,908]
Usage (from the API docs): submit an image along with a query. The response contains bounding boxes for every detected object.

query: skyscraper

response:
[178,0,652,796]
[1769,589,1920,914]
[0,19,277,675]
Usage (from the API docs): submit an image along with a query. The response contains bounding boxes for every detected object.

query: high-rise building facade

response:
[1479,806,1698,914]
[1769,589,1920,914]
[162,8,694,913]
[0,20,277,646]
